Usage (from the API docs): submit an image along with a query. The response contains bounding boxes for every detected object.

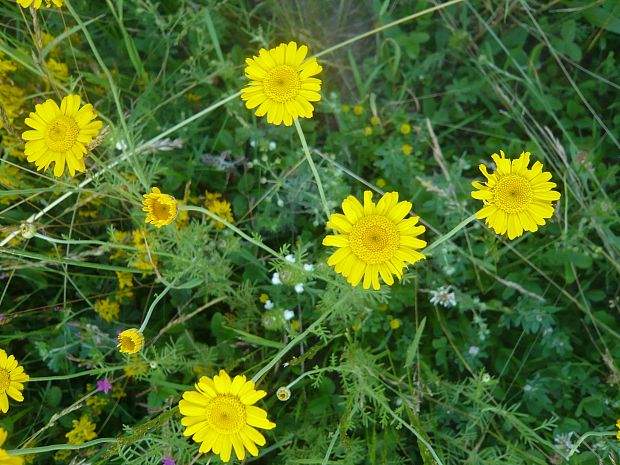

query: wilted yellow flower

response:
[323,191,426,290]
[94,298,119,322]
[241,41,322,126]
[22,94,102,177]
[471,151,561,240]
[65,415,96,445]
[45,58,69,81]
[179,370,276,462]
[117,329,144,354]
[0,349,29,413]
[205,192,234,228]
[116,271,133,290]
[143,187,177,228]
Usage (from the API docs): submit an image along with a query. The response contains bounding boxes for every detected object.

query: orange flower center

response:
[0,368,10,392]
[349,215,400,265]
[45,115,79,153]
[493,175,532,213]
[263,65,301,103]
[207,395,247,434]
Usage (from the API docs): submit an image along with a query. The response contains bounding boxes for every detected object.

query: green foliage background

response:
[1,0,619,464]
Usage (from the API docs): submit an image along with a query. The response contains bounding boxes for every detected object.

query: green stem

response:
[423,213,478,255]
[567,431,617,458]
[251,308,333,383]
[7,438,118,455]
[179,205,281,259]
[29,366,124,382]
[138,282,174,333]
[314,0,464,59]
[294,119,330,219]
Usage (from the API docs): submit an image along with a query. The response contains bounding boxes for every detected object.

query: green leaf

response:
[405,317,426,368]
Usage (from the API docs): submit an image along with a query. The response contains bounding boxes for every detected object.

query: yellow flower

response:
[65,415,96,445]
[341,104,350,113]
[353,105,363,115]
[143,187,178,228]
[205,192,234,229]
[259,293,269,304]
[402,144,413,156]
[179,370,276,462]
[116,271,133,290]
[124,357,148,379]
[471,151,561,240]
[85,394,109,415]
[363,127,373,136]
[45,58,69,81]
[0,428,23,465]
[241,41,322,126]
[94,298,119,322]
[0,349,29,414]
[370,116,380,126]
[117,329,144,354]
[322,191,426,290]
[22,94,102,177]
[400,123,411,135]
[389,318,401,330]
[376,178,386,189]
[16,0,64,7]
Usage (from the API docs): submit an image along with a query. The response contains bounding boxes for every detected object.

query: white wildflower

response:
[294,283,304,294]
[429,285,457,308]
[283,309,295,321]
[271,272,281,285]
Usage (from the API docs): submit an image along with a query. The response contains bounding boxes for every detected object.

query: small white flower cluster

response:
[429,285,457,308]
[266,255,315,324]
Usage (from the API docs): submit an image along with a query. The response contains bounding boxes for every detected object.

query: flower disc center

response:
[119,336,135,352]
[493,175,532,213]
[207,395,247,433]
[263,65,301,103]
[45,115,79,153]
[153,200,171,221]
[349,215,400,265]
[0,368,10,392]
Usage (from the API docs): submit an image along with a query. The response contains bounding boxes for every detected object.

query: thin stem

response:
[567,431,617,458]
[314,0,464,59]
[423,213,478,255]
[29,366,124,382]
[251,308,333,383]
[179,205,281,259]
[8,438,118,455]
[138,282,174,333]
[294,119,330,218]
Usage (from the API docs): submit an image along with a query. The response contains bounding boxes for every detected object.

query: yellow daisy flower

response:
[400,123,411,135]
[117,329,144,354]
[0,349,29,414]
[65,415,97,445]
[143,187,178,228]
[389,318,401,330]
[16,0,63,8]
[402,144,413,155]
[322,191,426,290]
[0,428,23,465]
[22,94,102,177]
[471,150,561,240]
[241,41,322,126]
[179,370,276,462]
